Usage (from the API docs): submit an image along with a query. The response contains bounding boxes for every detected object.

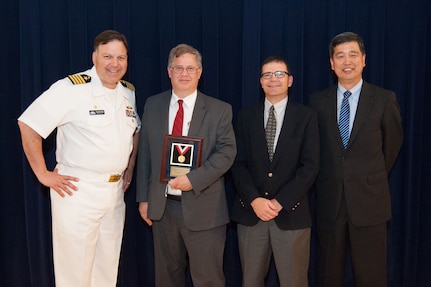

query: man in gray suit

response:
[308,32,403,287]
[136,44,236,287]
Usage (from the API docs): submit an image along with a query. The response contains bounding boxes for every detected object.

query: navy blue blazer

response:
[230,100,319,230]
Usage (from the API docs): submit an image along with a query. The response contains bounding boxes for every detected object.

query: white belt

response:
[57,164,123,183]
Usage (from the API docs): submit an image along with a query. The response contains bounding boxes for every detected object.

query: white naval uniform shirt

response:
[18,66,141,174]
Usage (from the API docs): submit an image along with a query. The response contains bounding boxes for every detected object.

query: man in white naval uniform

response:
[18,30,140,287]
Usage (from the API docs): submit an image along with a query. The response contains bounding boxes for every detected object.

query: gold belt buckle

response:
[108,174,121,182]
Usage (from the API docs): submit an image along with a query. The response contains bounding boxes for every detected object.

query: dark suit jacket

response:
[308,81,403,228]
[136,90,236,231]
[230,100,320,230]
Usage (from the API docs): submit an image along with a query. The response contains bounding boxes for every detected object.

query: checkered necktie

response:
[265,105,276,161]
[339,91,351,149]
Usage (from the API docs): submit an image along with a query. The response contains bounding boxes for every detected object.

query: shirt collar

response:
[89,66,128,99]
[337,79,363,96]
[170,90,198,108]
[264,96,288,114]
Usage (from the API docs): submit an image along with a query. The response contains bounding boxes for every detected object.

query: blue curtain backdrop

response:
[2,0,430,286]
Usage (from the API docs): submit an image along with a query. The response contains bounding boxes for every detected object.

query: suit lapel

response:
[349,82,373,146]
[240,102,268,164]
[188,92,205,136]
[271,101,303,165]
[159,91,171,134]
[271,103,292,165]
[325,86,345,150]
[254,102,269,163]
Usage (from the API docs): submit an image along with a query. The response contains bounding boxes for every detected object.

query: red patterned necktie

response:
[172,99,184,136]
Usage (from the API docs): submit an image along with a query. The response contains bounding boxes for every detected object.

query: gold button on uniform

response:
[108,174,121,182]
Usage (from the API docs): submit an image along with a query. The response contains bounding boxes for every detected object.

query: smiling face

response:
[330,41,366,90]
[92,40,128,89]
[260,61,293,104]
[168,53,202,98]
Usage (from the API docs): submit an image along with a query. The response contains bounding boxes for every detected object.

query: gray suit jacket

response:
[136,90,236,231]
[308,81,403,227]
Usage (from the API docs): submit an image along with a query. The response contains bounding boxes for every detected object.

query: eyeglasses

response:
[260,71,291,79]
[170,66,200,74]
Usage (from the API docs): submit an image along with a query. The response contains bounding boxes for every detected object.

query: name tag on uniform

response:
[89,110,105,115]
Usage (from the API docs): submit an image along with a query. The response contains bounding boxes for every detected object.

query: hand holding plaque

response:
[160,135,203,182]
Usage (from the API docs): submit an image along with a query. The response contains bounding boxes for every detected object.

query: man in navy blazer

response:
[136,44,236,287]
[231,56,319,287]
[308,32,403,287]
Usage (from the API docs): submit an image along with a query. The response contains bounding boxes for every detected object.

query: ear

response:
[288,74,294,88]
[92,51,96,65]
[329,58,335,71]
[196,67,203,79]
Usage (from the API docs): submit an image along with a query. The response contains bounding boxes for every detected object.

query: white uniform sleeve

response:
[18,80,75,139]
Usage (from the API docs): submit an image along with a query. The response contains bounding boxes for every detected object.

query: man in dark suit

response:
[136,44,236,287]
[230,55,319,287]
[308,32,403,287]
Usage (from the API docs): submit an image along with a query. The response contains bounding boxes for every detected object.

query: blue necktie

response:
[339,90,351,149]
[265,105,276,161]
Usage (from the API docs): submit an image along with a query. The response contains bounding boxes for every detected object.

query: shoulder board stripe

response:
[68,74,91,85]
[120,80,136,91]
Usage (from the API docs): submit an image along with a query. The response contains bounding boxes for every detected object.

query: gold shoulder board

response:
[120,80,135,91]
[68,74,91,85]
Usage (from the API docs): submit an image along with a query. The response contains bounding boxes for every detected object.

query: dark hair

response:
[93,30,128,51]
[167,44,202,68]
[261,55,290,73]
[329,32,365,57]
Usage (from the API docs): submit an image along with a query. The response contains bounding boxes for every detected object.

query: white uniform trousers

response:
[50,165,125,287]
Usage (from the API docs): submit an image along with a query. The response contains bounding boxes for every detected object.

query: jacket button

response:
[268,172,273,177]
